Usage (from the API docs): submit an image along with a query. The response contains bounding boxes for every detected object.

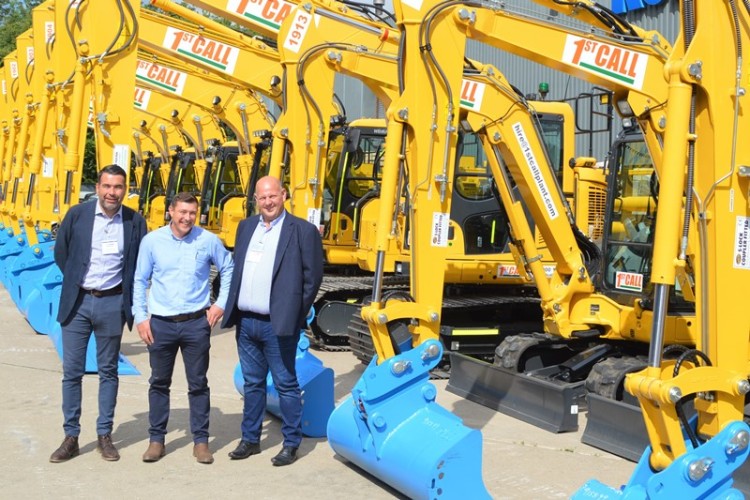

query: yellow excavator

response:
[324,0,750,497]
[135,6,284,222]
[405,0,694,450]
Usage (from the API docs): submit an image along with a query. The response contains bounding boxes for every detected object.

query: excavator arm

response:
[622,0,750,473]
[135,51,273,157]
[136,9,282,103]
[0,52,22,233]
[52,0,141,216]
[151,0,400,227]
[5,32,34,241]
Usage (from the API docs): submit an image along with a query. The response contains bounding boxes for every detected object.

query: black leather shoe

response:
[271,446,298,466]
[50,436,79,463]
[228,440,261,460]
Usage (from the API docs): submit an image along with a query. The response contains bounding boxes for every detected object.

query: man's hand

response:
[206,305,224,328]
[137,319,154,346]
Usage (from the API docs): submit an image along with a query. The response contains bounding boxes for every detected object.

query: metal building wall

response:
[335,0,680,161]
[334,73,383,120]
[462,0,680,160]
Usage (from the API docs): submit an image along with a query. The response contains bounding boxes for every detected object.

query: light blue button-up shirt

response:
[237,211,285,314]
[81,203,124,291]
[132,224,234,324]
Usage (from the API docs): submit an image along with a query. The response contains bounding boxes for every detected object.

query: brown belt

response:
[82,283,122,298]
[152,309,208,323]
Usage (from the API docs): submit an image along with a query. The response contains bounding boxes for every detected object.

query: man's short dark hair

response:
[98,164,128,183]
[170,192,198,208]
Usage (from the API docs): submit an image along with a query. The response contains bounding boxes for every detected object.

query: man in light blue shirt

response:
[133,192,233,465]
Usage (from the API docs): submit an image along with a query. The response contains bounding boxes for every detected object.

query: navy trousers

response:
[147,315,211,444]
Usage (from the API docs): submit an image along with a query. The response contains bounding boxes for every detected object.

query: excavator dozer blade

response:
[233,333,335,438]
[574,421,750,499]
[582,393,653,461]
[582,394,750,495]
[327,340,490,500]
[446,351,583,433]
[9,239,55,317]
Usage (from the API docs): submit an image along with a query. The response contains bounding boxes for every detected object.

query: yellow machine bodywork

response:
[155,0,612,363]
[137,9,282,105]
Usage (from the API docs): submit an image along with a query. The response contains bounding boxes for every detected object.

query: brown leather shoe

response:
[97,434,120,461]
[50,436,79,463]
[193,443,214,464]
[142,442,166,463]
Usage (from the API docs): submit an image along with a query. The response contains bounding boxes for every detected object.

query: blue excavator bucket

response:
[327,339,490,500]
[47,322,140,375]
[0,226,15,248]
[0,231,28,290]
[574,420,750,499]
[8,236,55,315]
[233,331,335,438]
[22,261,62,335]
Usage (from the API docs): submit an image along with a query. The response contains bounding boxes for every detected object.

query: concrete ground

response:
[0,287,636,499]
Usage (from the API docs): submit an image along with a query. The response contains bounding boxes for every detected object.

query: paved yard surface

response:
[0,288,635,499]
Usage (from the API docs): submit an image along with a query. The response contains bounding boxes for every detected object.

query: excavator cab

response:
[200,143,241,233]
[201,138,272,247]
[451,131,511,257]
[599,129,695,312]
[323,119,388,256]
[139,155,167,225]
[602,131,658,296]
[164,147,202,213]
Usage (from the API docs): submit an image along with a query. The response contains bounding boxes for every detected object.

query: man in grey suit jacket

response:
[50,165,147,463]
[222,176,323,466]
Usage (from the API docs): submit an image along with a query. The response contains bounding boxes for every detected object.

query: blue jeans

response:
[147,316,211,444]
[61,292,124,437]
[237,314,301,448]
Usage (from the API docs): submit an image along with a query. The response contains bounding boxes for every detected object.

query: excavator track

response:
[344,291,543,373]
[307,274,409,349]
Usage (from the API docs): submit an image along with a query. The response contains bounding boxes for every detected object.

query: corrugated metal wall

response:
[334,0,679,161]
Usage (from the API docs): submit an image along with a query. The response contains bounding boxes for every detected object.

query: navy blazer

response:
[54,200,147,329]
[222,212,323,336]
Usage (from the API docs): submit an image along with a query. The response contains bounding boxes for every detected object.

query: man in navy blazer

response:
[222,176,323,466]
[50,165,147,463]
